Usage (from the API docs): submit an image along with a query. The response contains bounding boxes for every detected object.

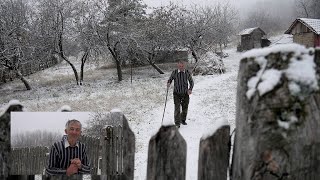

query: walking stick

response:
[161,86,169,125]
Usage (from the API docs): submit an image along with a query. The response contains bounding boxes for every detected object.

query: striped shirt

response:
[45,135,91,175]
[168,69,194,94]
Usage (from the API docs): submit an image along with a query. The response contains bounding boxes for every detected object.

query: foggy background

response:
[143,0,306,34]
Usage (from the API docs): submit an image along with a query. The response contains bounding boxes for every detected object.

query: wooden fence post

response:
[122,113,135,180]
[147,125,187,180]
[0,100,23,178]
[231,45,320,179]
[198,125,230,180]
[101,111,135,180]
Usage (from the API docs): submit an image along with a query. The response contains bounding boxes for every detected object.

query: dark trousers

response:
[173,92,190,125]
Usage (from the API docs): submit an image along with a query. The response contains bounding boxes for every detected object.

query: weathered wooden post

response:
[122,112,135,180]
[0,100,23,179]
[198,125,230,180]
[231,44,320,180]
[147,125,187,180]
[101,111,135,180]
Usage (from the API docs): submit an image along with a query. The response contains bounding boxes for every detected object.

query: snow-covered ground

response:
[133,48,239,180]
[0,34,293,179]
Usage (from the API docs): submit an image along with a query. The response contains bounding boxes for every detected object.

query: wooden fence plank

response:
[147,125,187,180]
[122,115,135,180]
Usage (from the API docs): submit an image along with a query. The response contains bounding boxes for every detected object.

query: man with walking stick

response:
[167,60,194,128]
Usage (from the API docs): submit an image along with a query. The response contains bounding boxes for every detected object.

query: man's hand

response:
[188,90,192,95]
[66,163,78,176]
[71,158,82,169]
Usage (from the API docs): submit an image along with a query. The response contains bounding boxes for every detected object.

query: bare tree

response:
[242,7,283,34]
[71,0,101,85]
[296,0,311,17]
[166,3,237,63]
[295,0,320,18]
[36,0,102,85]
[96,0,147,81]
[132,4,182,74]
[0,0,33,90]
[82,112,110,138]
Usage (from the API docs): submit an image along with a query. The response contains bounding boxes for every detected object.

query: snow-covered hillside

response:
[0,34,293,180]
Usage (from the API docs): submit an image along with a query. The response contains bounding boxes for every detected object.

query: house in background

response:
[285,18,320,47]
[237,27,270,52]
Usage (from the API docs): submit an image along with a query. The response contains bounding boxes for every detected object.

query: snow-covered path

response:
[132,48,241,180]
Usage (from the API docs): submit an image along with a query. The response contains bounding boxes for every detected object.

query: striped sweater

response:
[168,69,194,94]
[45,136,90,175]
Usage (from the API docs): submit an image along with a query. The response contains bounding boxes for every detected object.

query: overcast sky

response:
[143,0,259,9]
[143,0,296,20]
[11,112,92,135]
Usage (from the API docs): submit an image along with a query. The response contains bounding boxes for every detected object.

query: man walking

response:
[167,60,194,128]
[45,119,90,176]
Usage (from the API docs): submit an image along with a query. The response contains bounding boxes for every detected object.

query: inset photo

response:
[10,112,113,177]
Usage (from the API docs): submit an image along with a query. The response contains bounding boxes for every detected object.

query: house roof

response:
[285,18,320,35]
[238,27,266,36]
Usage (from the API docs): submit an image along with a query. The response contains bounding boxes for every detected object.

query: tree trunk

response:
[146,59,164,74]
[115,59,123,81]
[231,47,320,180]
[57,13,79,85]
[80,50,89,85]
[190,48,200,74]
[59,54,79,85]
[14,70,31,90]
[191,49,199,63]
[107,42,123,81]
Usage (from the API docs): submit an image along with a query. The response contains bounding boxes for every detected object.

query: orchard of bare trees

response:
[11,130,62,148]
[0,0,237,89]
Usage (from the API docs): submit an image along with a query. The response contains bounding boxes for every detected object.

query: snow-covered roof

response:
[238,27,266,36]
[285,18,320,35]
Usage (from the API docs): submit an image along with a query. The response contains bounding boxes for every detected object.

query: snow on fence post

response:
[0,100,23,178]
[101,111,135,180]
[231,44,320,180]
[147,125,187,180]
[198,125,230,180]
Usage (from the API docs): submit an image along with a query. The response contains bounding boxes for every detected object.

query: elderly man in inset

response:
[45,119,90,176]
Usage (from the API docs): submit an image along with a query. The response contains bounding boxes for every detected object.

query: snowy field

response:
[0,34,292,179]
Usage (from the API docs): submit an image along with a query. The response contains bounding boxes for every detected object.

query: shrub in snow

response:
[193,52,226,75]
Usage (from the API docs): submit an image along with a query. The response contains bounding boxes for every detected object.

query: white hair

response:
[65,119,82,130]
